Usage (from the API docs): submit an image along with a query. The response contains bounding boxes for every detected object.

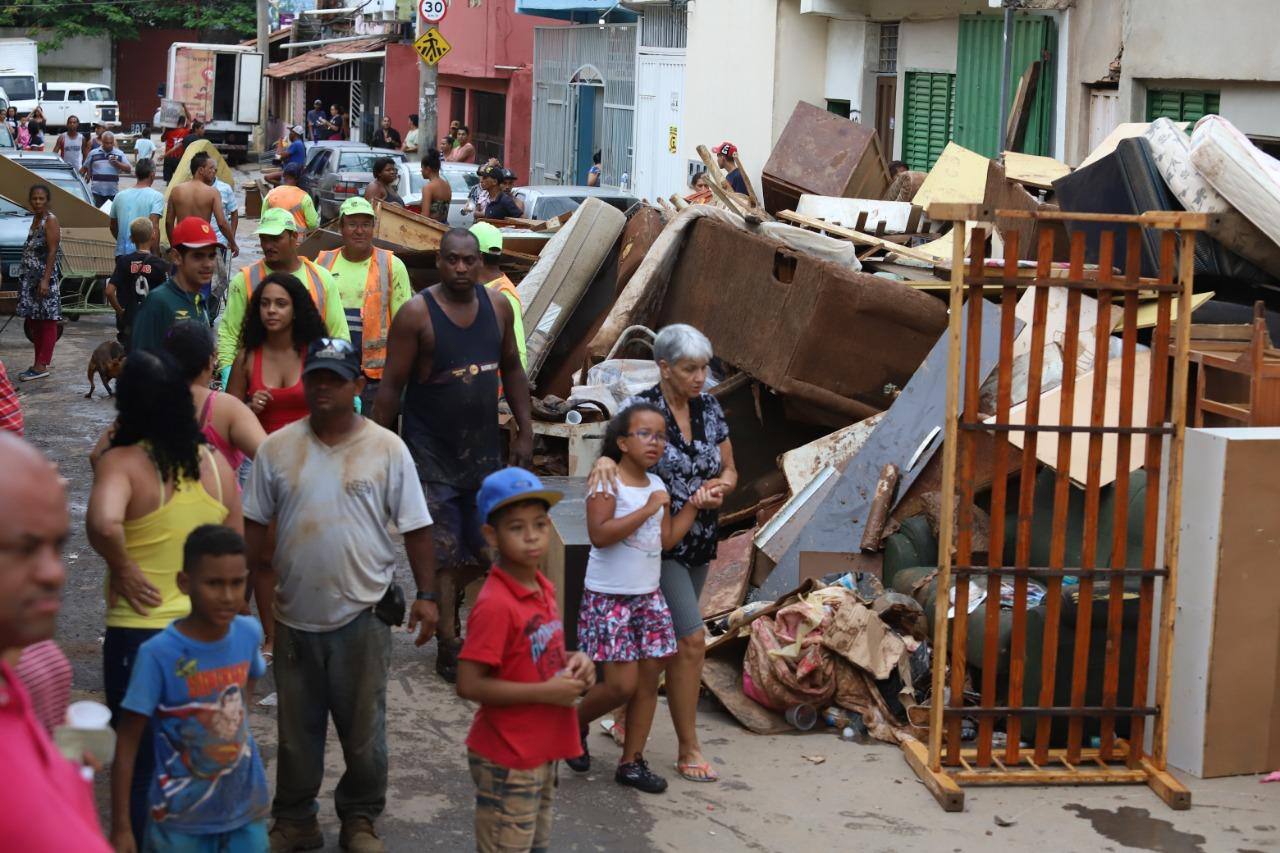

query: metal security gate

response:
[531,24,637,187]
[633,53,684,201]
[903,204,1205,812]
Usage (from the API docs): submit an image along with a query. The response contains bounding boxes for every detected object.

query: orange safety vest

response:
[315,248,393,379]
[242,258,328,320]
[265,185,311,231]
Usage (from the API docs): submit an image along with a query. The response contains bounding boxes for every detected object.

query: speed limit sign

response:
[419,0,447,23]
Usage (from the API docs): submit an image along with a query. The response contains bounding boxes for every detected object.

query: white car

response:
[400,162,479,228]
[38,82,121,131]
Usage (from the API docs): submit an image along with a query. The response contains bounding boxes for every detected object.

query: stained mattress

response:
[1189,115,1280,270]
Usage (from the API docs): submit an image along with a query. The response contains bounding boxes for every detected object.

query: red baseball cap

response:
[170,216,223,248]
[715,142,738,158]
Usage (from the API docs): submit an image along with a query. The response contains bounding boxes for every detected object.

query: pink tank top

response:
[199,392,247,472]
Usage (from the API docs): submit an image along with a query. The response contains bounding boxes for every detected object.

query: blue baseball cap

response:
[477,468,563,523]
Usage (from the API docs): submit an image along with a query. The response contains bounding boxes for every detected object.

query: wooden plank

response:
[954,769,1148,785]
[1153,231,1196,768]
[732,153,762,209]
[696,144,749,218]
[1034,230,1082,763]
[913,142,991,212]
[795,195,916,233]
[1006,230,1053,763]
[1141,759,1192,810]
[1005,60,1043,152]
[373,200,449,252]
[930,223,968,771]
[1003,151,1071,190]
[902,739,965,812]
[1074,232,1114,760]
[777,210,943,265]
[0,152,111,229]
[927,204,1214,231]
[976,233,1020,767]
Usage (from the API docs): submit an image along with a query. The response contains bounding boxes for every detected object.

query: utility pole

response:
[254,0,270,157]
[418,12,437,163]
[997,1,1015,154]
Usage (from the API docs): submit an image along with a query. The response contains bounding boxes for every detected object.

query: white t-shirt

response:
[584,473,667,596]
[243,417,433,632]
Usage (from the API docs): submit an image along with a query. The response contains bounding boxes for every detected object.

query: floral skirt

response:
[577,589,677,662]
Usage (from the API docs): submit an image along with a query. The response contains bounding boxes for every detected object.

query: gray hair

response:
[653,324,713,366]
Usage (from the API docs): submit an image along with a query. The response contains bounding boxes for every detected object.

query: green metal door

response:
[954,14,1057,158]
[902,71,955,171]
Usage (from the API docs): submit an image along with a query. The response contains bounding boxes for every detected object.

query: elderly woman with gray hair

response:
[586,323,737,782]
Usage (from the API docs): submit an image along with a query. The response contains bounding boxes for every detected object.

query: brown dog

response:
[86,341,126,399]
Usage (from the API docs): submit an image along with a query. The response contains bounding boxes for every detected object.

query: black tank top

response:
[402,285,502,488]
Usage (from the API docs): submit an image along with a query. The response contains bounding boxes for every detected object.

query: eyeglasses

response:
[625,429,667,445]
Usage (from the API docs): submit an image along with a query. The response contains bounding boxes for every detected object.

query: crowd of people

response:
[2,103,741,851]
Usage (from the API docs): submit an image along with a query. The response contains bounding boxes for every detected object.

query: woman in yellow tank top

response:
[85,349,241,841]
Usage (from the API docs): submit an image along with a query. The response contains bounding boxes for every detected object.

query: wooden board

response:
[699,530,754,618]
[701,655,791,735]
[1003,151,1071,190]
[777,211,941,266]
[0,154,110,228]
[373,201,449,252]
[1005,60,1042,152]
[912,142,991,212]
[795,195,915,234]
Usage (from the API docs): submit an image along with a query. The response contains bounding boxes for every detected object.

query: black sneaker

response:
[565,727,590,773]
[615,757,668,794]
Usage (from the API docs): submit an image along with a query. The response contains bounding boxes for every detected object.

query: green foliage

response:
[0,0,257,47]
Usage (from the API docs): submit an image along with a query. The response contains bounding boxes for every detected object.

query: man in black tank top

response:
[372,229,533,682]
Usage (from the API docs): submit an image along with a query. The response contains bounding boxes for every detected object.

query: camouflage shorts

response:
[468,751,556,853]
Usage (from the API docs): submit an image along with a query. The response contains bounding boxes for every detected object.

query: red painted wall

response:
[505,67,534,182]
[384,42,420,136]
[113,29,200,127]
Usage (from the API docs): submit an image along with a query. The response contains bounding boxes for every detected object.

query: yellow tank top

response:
[105,446,229,629]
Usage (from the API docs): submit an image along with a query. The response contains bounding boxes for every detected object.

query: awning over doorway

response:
[514,0,637,22]
[264,36,391,79]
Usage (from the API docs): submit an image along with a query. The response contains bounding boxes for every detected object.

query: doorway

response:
[571,65,604,186]
[875,75,897,160]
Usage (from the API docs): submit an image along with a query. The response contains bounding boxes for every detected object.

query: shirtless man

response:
[166,152,238,258]
[371,229,532,682]
[445,125,476,164]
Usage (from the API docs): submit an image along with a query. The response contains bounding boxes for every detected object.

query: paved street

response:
[6,316,1276,853]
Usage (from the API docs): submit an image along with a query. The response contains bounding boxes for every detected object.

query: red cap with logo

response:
[715,142,738,158]
[170,216,223,248]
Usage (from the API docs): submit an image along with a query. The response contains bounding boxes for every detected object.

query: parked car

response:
[304,144,407,221]
[0,122,15,151]
[401,162,479,228]
[38,82,121,131]
[0,153,94,291]
[511,185,640,221]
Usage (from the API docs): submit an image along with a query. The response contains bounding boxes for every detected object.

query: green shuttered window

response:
[903,71,955,171]
[1146,89,1221,123]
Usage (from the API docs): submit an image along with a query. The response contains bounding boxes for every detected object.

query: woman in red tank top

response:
[227,271,327,433]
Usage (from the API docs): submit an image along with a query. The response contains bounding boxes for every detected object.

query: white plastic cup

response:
[66,700,111,729]
[565,410,583,425]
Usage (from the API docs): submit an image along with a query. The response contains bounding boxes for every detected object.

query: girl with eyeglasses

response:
[567,402,709,794]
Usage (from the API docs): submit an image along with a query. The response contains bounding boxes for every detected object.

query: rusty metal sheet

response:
[761,101,890,215]
[656,216,949,420]
[780,412,885,494]
[699,530,753,619]
[616,206,664,294]
[264,36,391,79]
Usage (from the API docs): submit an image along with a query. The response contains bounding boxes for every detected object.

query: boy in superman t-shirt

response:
[110,525,270,852]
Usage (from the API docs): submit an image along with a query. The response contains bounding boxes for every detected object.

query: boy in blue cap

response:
[456,468,596,853]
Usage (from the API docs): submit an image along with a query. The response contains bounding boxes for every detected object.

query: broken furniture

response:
[1165,427,1280,778]
[760,101,890,215]
[1188,302,1280,427]
[903,204,1205,812]
[540,476,589,651]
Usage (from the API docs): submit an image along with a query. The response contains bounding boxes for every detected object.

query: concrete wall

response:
[891,16,958,160]
[773,0,831,142]
[0,28,112,85]
[1123,0,1280,82]
[682,0,779,185]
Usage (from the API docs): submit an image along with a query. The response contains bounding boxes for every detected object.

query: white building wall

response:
[891,16,958,160]
[823,19,869,118]
[772,0,830,142]
[682,0,779,187]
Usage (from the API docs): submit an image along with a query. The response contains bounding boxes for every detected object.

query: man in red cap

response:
[715,142,748,196]
[129,217,219,353]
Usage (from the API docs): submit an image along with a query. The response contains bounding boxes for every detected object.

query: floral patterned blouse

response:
[626,384,730,568]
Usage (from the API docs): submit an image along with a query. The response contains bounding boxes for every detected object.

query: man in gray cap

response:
[306,99,327,142]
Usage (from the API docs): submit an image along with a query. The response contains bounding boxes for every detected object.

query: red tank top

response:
[248,348,308,434]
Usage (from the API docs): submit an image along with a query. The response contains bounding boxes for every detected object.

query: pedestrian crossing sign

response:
[414,27,452,66]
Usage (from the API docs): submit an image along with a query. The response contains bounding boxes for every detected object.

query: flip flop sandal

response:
[674,761,719,783]
[600,717,627,747]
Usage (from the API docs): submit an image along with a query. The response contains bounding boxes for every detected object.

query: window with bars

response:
[878,23,899,74]
[1146,89,1221,123]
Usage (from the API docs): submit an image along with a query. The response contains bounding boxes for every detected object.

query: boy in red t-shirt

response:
[457,468,596,853]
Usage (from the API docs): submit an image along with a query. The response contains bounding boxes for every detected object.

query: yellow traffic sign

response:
[414,27,452,66]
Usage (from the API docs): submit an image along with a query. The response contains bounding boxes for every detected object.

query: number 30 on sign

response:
[419,0,447,23]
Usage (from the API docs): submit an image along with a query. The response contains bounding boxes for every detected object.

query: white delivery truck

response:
[156,42,264,163]
[0,38,40,114]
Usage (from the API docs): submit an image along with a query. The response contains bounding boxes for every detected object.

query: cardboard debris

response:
[912,142,991,212]
[1003,151,1071,190]
[999,350,1152,488]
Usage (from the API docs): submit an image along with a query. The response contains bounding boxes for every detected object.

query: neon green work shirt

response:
[216,258,350,367]
[326,250,414,315]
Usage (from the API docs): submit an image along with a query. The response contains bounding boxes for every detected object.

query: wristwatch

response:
[415,591,438,602]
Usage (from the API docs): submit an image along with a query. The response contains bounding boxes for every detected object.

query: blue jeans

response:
[104,626,163,843]
[272,610,391,823]
[143,818,268,852]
